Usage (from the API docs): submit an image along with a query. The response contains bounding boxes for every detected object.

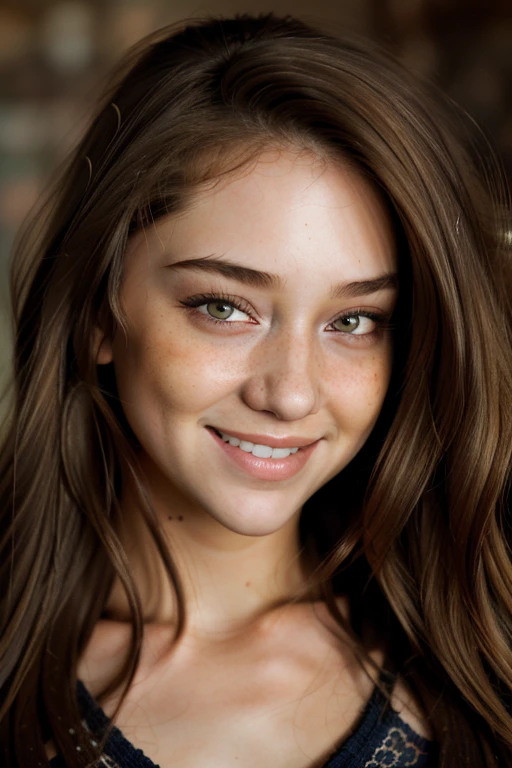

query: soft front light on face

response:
[108,150,396,537]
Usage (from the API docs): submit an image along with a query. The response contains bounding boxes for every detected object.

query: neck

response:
[104,463,311,638]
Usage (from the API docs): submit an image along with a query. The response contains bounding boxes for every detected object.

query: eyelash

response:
[180,293,255,322]
[179,292,394,341]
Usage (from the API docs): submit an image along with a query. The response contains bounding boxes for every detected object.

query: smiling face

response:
[98,149,398,537]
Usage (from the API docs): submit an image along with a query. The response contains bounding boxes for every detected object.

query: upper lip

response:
[208,426,319,449]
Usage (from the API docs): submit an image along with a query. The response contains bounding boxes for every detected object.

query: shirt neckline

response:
[72,677,432,768]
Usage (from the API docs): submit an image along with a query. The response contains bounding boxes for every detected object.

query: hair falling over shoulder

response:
[0,13,511,767]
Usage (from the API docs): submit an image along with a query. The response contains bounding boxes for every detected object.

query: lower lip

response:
[207,428,320,481]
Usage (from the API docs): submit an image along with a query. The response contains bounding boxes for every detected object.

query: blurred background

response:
[0,0,511,410]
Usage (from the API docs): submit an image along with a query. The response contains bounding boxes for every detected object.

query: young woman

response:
[1,13,511,768]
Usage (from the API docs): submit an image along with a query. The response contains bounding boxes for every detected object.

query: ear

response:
[93,326,113,365]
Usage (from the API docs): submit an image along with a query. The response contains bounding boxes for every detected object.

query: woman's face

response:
[99,150,398,536]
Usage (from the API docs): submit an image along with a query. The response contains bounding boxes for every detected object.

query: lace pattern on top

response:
[79,718,121,768]
[99,759,122,768]
[323,682,432,768]
[364,725,428,767]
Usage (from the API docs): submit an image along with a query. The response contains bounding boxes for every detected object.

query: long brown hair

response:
[1,13,511,767]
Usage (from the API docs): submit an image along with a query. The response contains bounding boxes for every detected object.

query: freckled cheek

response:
[113,328,251,414]
[327,349,392,432]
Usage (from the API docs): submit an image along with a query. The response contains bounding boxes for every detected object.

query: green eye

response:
[332,315,360,333]
[206,301,234,320]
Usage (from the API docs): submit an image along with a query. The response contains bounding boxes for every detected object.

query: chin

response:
[217,517,290,538]
[205,498,301,538]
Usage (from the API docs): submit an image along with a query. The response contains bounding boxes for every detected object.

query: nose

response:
[240,327,321,421]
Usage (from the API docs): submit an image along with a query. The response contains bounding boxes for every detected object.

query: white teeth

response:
[271,447,292,459]
[217,431,300,459]
[252,444,273,458]
[221,433,241,447]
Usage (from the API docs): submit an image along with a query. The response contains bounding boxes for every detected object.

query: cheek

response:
[111,319,250,417]
[328,346,392,434]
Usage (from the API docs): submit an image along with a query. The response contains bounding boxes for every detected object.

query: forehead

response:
[127,149,397,282]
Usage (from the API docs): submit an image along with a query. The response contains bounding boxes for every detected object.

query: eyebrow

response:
[166,256,399,299]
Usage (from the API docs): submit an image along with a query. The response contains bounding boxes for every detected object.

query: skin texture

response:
[97,150,397,616]
[79,150,429,766]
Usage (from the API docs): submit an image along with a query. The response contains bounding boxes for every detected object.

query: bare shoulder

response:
[390,677,433,740]
[312,597,432,740]
[77,619,133,697]
[318,597,433,740]
[46,623,130,761]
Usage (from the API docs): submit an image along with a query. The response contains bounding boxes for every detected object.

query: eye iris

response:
[207,301,234,320]
[334,315,359,332]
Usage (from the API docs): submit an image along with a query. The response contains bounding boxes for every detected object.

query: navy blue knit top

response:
[49,678,434,767]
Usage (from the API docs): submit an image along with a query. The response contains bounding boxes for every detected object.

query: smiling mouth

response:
[210,427,301,459]
[207,425,319,481]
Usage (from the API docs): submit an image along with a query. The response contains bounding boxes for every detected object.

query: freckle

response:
[178,515,183,521]
[245,581,251,587]
[168,516,173,520]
